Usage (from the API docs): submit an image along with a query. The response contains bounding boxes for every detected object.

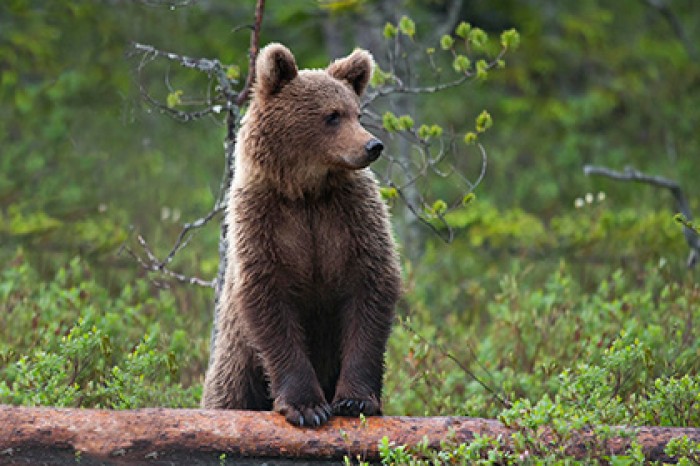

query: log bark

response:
[1,405,698,464]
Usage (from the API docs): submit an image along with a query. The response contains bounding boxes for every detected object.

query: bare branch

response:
[136,0,198,7]
[119,233,215,288]
[235,0,266,106]
[132,42,233,88]
[643,0,699,61]
[161,202,226,268]
[584,164,699,268]
[138,83,219,122]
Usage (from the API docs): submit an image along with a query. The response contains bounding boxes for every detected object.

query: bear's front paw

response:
[274,396,332,428]
[332,395,381,417]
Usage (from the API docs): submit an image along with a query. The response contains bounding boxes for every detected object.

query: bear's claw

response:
[277,400,332,428]
[332,397,380,417]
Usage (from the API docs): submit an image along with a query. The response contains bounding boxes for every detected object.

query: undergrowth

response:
[1,203,698,463]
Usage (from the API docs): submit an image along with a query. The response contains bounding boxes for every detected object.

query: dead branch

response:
[235,0,265,106]
[584,164,699,268]
[644,0,699,61]
[126,0,265,289]
[1,406,698,464]
[119,233,215,288]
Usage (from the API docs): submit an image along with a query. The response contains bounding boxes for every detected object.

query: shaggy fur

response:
[202,43,401,427]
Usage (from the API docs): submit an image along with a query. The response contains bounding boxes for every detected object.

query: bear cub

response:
[202,43,401,427]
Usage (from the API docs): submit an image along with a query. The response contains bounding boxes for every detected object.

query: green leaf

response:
[398,16,415,38]
[464,132,478,144]
[418,124,430,139]
[453,54,471,73]
[440,34,454,50]
[166,90,183,109]
[226,65,240,81]
[419,124,442,140]
[380,186,398,201]
[398,115,414,130]
[476,110,493,132]
[370,65,395,88]
[382,111,400,132]
[455,21,472,39]
[383,22,397,39]
[468,28,488,50]
[431,199,448,216]
[500,28,521,50]
[462,192,477,206]
[476,59,489,80]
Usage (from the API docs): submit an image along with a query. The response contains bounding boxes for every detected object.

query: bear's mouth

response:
[337,154,373,170]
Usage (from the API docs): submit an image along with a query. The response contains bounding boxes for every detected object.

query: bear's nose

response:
[365,139,384,162]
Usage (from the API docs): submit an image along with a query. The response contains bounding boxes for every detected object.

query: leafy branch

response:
[364,18,519,241]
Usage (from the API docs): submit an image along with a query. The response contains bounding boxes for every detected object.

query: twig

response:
[365,48,507,105]
[235,0,265,106]
[119,234,215,288]
[400,317,511,409]
[132,42,231,82]
[160,202,226,268]
[584,164,699,268]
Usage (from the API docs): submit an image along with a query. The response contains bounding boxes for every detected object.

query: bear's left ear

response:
[327,49,374,97]
[255,43,299,98]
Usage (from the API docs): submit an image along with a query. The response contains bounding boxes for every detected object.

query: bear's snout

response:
[364,139,384,162]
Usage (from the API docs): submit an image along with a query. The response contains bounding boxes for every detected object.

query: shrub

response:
[0,251,203,408]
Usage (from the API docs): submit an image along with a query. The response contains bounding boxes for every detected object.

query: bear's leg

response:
[332,295,394,417]
[238,293,332,427]
[202,320,271,410]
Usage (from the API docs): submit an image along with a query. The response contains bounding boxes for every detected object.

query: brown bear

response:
[202,43,402,427]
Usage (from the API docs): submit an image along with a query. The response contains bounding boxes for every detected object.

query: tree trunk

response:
[1,406,698,464]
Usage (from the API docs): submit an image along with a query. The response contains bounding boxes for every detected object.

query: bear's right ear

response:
[255,43,298,98]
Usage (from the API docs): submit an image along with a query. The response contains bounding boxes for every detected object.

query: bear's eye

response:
[325,111,341,127]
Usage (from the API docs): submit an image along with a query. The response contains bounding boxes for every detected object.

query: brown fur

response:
[202,43,401,427]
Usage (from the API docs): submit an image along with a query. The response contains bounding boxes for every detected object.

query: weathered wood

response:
[1,405,698,464]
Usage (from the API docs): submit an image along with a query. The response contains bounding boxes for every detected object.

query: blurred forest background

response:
[1,0,699,458]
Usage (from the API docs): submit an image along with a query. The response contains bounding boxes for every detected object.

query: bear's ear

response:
[327,49,373,97]
[255,43,298,97]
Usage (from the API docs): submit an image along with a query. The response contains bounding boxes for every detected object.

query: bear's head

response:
[239,43,383,198]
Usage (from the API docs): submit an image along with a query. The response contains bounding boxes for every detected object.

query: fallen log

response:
[1,405,698,464]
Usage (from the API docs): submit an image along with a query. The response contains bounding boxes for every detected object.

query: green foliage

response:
[382,111,415,132]
[398,15,415,39]
[455,22,471,40]
[166,90,184,109]
[468,28,489,51]
[440,34,454,50]
[665,436,700,465]
[0,253,203,408]
[500,29,521,50]
[381,200,699,462]
[475,110,493,133]
[675,213,700,234]
[384,272,698,462]
[452,54,471,73]
[417,124,443,141]
[383,22,397,39]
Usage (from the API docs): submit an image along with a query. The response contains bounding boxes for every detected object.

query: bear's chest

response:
[272,199,356,293]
